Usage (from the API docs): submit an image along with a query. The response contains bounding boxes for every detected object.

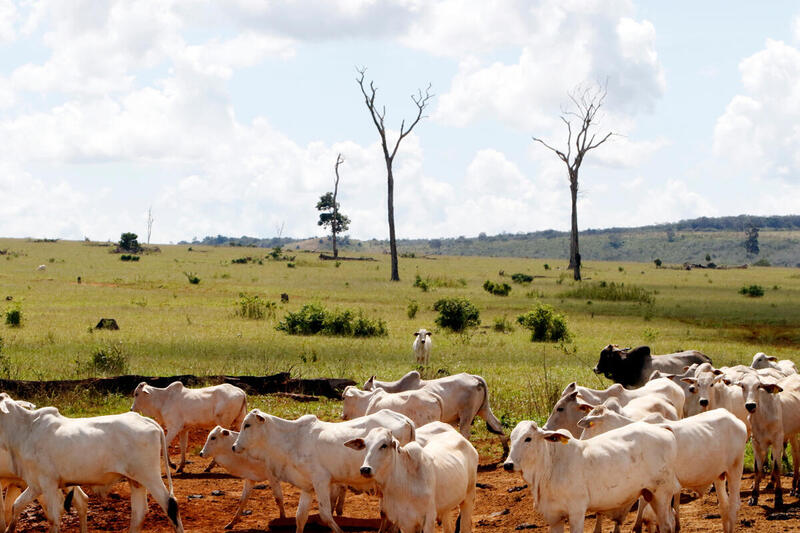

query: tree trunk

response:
[569,173,581,281]
[387,165,400,281]
[332,229,338,259]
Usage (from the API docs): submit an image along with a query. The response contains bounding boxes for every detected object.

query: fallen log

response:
[318,254,377,261]
[0,373,354,400]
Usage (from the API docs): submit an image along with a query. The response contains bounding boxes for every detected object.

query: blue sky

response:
[1,0,799,243]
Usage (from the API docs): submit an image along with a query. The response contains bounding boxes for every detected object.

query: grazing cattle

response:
[593,344,711,388]
[35,264,46,271]
[412,329,433,365]
[130,381,247,472]
[231,409,416,533]
[579,406,747,533]
[503,420,679,533]
[342,386,443,427]
[364,371,507,449]
[544,378,684,437]
[199,426,287,529]
[345,423,477,533]
[751,352,798,376]
[0,400,182,533]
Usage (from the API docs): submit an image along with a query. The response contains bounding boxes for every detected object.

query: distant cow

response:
[751,352,798,377]
[130,381,248,472]
[594,344,711,388]
[412,329,432,365]
[35,264,46,271]
[342,387,443,427]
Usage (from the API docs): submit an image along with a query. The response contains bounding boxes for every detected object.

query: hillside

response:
[184,214,800,267]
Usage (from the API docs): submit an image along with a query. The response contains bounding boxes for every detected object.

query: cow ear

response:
[761,383,783,394]
[0,402,9,414]
[255,413,265,422]
[577,403,593,412]
[567,391,579,401]
[222,429,230,436]
[680,377,697,385]
[767,356,778,362]
[542,430,570,444]
[562,382,577,395]
[142,387,151,395]
[413,332,419,336]
[712,369,723,375]
[344,438,366,450]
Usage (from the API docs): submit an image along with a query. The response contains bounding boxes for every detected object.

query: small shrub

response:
[88,344,128,375]
[739,285,765,297]
[543,264,550,270]
[560,281,654,304]
[493,315,514,333]
[433,298,480,332]
[183,272,200,284]
[407,300,419,319]
[517,303,570,342]
[280,293,289,303]
[120,254,140,262]
[236,293,276,320]
[511,273,534,284]
[483,280,511,296]
[752,258,771,267]
[287,263,295,268]
[276,303,386,337]
[351,313,388,337]
[231,257,251,264]
[4,307,21,327]
[618,266,624,272]
[414,274,430,292]
[654,258,662,268]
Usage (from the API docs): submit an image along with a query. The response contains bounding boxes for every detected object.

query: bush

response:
[88,344,128,375]
[517,303,570,342]
[231,257,251,264]
[511,273,534,284]
[433,298,480,332]
[414,274,466,292]
[4,307,21,327]
[739,285,765,297]
[120,254,140,261]
[493,315,514,333]
[183,272,201,284]
[407,300,419,319]
[236,293,276,320]
[119,232,140,253]
[276,303,387,337]
[752,258,771,267]
[543,264,550,270]
[654,258,662,268]
[413,274,430,292]
[483,280,511,296]
[561,281,654,304]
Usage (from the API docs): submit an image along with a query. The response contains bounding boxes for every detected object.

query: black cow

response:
[593,344,712,388]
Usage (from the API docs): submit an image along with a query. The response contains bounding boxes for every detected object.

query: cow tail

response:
[143,416,175,495]
[475,376,505,436]
[234,393,248,429]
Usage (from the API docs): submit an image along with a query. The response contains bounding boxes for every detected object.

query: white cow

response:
[751,352,798,376]
[364,371,507,450]
[503,420,679,533]
[543,378,684,437]
[232,409,416,533]
[680,368,750,433]
[412,329,432,365]
[342,386,443,427]
[579,406,747,533]
[0,400,182,533]
[130,381,248,472]
[345,424,477,533]
[35,264,46,271]
[200,426,288,529]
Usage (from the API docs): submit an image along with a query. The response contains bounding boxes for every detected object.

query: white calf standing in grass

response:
[130,381,248,472]
[413,329,432,365]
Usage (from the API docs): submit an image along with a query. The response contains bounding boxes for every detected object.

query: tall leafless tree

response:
[532,83,615,281]
[146,206,154,245]
[357,67,433,282]
[317,153,350,259]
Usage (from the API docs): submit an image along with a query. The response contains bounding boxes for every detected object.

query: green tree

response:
[744,224,760,255]
[317,154,350,259]
[119,232,140,253]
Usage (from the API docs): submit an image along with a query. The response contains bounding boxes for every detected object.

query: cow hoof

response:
[203,465,214,473]
[748,497,758,506]
[224,523,234,530]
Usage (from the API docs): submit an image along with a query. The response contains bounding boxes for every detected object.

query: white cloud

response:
[713,39,800,181]
[629,179,717,225]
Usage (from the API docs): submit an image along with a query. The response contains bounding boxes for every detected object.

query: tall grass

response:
[561,280,655,304]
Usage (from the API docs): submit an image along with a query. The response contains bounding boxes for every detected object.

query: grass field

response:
[0,237,799,456]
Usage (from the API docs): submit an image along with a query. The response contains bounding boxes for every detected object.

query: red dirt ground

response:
[15,428,800,532]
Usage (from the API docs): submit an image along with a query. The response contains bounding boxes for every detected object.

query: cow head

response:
[413,329,432,345]
[130,382,153,414]
[543,390,594,437]
[504,421,572,474]
[735,373,782,414]
[593,345,651,385]
[751,352,778,370]
[346,427,397,481]
[341,386,373,420]
[232,409,267,454]
[200,426,235,459]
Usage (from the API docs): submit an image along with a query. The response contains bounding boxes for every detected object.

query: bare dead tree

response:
[357,67,433,282]
[146,206,154,245]
[532,83,615,281]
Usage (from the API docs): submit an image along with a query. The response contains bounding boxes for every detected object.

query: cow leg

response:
[69,487,89,533]
[40,486,65,533]
[203,459,217,473]
[649,492,675,533]
[458,484,475,533]
[295,490,313,533]
[772,443,784,509]
[136,472,183,533]
[312,479,344,533]
[0,481,7,533]
[592,514,602,533]
[7,485,41,533]
[726,459,743,533]
[750,440,766,506]
[163,427,180,470]
[713,476,731,533]
[129,482,148,533]
[331,484,345,516]
[567,510,585,533]
[672,491,681,532]
[3,484,22,530]
[790,434,800,497]
[632,497,646,533]
[225,479,254,530]
[268,473,286,519]
[177,430,189,473]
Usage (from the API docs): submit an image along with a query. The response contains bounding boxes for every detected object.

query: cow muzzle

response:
[699,398,709,408]
[232,444,239,453]
[592,367,601,375]
[360,466,373,478]
[503,461,515,472]
[745,403,757,413]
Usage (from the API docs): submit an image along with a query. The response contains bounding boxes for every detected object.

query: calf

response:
[199,426,287,529]
[751,352,798,376]
[412,329,432,365]
[579,406,747,533]
[0,400,182,533]
[503,420,679,533]
[593,344,711,388]
[346,424,477,533]
[364,371,507,450]
[544,378,684,437]
[342,386,443,427]
[680,368,750,433]
[232,409,416,533]
[131,381,247,472]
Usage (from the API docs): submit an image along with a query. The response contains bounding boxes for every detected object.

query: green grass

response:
[1,238,799,458]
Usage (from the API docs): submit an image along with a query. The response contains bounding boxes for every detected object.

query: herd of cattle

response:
[0,344,798,533]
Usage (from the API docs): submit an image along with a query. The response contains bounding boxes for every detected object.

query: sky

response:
[1,0,800,244]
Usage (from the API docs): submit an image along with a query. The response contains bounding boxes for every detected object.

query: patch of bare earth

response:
[16,430,800,532]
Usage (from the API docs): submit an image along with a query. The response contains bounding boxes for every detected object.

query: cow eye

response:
[210,437,216,441]
[244,423,250,429]
[524,437,532,442]
[689,386,696,393]
[556,407,564,412]
[380,443,388,450]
